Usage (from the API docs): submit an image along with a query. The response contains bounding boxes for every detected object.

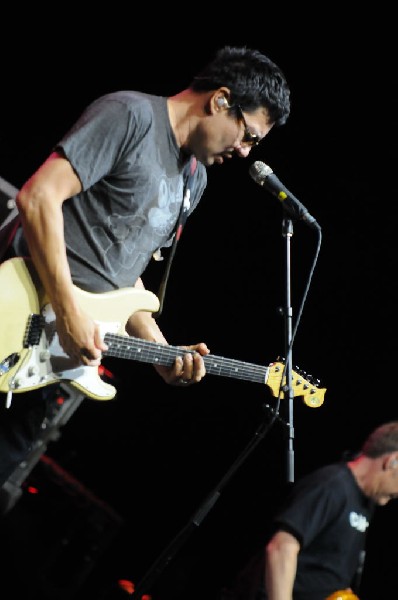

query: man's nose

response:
[235,145,251,158]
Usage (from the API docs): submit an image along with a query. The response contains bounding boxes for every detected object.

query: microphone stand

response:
[131,404,280,599]
[132,212,318,598]
[281,217,295,483]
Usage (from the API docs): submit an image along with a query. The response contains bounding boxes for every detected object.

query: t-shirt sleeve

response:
[271,471,345,548]
[54,95,149,190]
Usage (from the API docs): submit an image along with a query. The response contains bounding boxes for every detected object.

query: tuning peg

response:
[308,374,321,386]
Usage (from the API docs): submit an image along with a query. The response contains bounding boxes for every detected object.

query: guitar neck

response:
[104,333,269,385]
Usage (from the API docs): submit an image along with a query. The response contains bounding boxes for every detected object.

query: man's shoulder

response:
[293,463,349,494]
[78,91,166,139]
[91,90,162,111]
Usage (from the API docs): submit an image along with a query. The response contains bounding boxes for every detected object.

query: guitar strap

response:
[154,155,198,319]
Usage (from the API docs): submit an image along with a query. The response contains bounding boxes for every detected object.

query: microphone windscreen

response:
[249,161,273,185]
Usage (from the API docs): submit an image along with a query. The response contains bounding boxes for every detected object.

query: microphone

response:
[249,161,320,230]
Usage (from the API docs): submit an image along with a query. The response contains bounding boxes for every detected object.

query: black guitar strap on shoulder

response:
[154,156,198,319]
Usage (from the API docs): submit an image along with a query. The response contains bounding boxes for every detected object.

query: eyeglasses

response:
[236,105,261,147]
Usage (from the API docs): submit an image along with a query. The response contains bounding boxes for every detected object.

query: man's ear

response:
[215,96,229,108]
[207,88,231,114]
[385,455,398,470]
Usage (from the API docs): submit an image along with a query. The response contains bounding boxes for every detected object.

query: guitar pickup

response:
[24,313,44,347]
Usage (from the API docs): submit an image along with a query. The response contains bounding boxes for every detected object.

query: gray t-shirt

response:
[26,91,207,292]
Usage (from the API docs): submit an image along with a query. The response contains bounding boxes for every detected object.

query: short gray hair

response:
[362,422,398,457]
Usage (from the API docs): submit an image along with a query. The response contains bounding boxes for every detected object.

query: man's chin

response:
[199,154,225,167]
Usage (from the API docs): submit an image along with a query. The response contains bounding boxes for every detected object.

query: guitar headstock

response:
[267,361,326,408]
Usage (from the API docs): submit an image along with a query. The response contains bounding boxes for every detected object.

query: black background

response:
[0,10,397,599]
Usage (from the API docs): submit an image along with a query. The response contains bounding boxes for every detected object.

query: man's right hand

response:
[55,309,108,366]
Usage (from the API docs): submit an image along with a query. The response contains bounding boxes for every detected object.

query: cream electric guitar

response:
[0,257,326,406]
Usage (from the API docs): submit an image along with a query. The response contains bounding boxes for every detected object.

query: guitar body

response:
[1,257,45,395]
[1,256,42,362]
[0,257,326,406]
[0,257,160,400]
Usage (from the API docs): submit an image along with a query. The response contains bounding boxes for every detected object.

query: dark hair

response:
[361,422,398,457]
[191,46,291,127]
